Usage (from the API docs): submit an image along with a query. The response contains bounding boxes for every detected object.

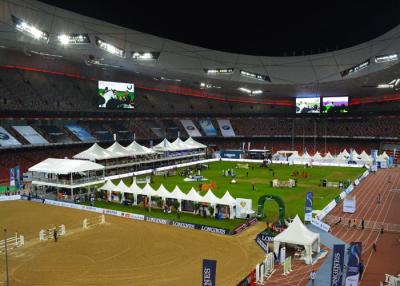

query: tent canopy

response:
[202,189,221,204]
[73,143,114,160]
[116,180,130,193]
[172,138,195,150]
[126,141,155,155]
[152,139,178,152]
[219,190,236,206]
[107,142,131,157]
[170,186,187,200]
[185,187,203,202]
[185,137,207,149]
[273,215,320,264]
[99,180,117,191]
[29,158,104,175]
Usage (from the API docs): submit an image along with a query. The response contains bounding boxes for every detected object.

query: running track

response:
[262,168,400,286]
[328,168,400,286]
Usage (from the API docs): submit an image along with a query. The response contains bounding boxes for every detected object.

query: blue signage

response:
[331,244,345,286]
[15,166,21,189]
[345,242,362,286]
[304,192,314,221]
[202,259,217,286]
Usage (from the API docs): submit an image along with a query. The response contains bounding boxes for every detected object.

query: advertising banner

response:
[217,119,235,137]
[343,197,356,213]
[65,125,95,142]
[202,259,217,286]
[180,120,202,137]
[345,242,362,286]
[256,236,269,253]
[311,218,330,232]
[304,192,314,221]
[0,127,21,147]
[9,167,15,186]
[330,244,345,286]
[235,198,253,218]
[12,126,48,144]
[198,119,217,136]
[15,166,20,189]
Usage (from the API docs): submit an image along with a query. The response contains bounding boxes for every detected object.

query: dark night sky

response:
[40,0,400,56]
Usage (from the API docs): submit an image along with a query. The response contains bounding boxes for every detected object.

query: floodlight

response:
[12,15,49,42]
[95,37,125,58]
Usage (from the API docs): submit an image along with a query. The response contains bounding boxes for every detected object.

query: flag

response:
[345,242,362,286]
[304,192,313,221]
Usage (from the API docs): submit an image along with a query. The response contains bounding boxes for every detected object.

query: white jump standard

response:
[0,233,24,252]
[83,215,106,229]
[39,224,66,241]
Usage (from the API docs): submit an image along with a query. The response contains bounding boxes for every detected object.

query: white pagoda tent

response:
[74,143,113,161]
[152,139,178,152]
[273,215,320,264]
[107,142,131,158]
[185,137,207,149]
[219,191,236,219]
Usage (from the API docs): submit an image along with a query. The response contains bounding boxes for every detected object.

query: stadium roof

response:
[0,0,399,101]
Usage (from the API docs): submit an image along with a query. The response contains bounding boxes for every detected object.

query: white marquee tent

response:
[29,158,104,174]
[273,215,320,265]
[73,143,114,161]
[185,137,207,149]
[107,142,131,157]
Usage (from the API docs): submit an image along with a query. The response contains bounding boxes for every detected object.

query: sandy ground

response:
[0,201,265,286]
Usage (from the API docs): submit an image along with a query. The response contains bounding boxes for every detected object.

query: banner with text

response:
[217,119,235,137]
[180,120,202,137]
[9,167,15,186]
[0,127,21,147]
[304,192,313,221]
[202,259,217,286]
[345,242,362,286]
[330,244,345,286]
[12,126,48,144]
[15,166,21,189]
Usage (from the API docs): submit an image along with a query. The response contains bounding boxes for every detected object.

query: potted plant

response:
[208,205,214,217]
[173,200,180,212]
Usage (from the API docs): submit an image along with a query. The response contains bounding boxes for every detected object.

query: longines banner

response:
[217,119,236,137]
[202,259,217,286]
[180,119,202,137]
[330,244,345,286]
[345,242,362,286]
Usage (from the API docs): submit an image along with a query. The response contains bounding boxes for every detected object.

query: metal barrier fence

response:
[325,215,400,233]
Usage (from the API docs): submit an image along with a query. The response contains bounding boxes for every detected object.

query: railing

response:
[31,176,104,186]
[325,215,400,233]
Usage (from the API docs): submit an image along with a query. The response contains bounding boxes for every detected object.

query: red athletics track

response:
[327,168,400,286]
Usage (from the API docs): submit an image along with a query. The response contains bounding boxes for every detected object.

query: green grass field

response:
[109,161,364,222]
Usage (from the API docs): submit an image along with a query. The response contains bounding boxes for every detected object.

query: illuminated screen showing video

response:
[98,80,135,109]
[295,97,320,114]
[322,97,349,113]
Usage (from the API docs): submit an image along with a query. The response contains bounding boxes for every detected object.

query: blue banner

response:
[345,242,362,286]
[199,119,217,136]
[202,259,217,286]
[331,244,345,286]
[15,166,20,189]
[9,167,15,186]
[371,149,378,165]
[304,192,313,221]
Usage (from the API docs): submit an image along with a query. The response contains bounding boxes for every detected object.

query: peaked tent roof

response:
[185,187,203,202]
[202,189,221,204]
[323,152,334,159]
[185,137,207,149]
[73,143,113,160]
[29,158,104,175]
[138,183,154,196]
[274,215,319,246]
[99,180,117,191]
[301,152,311,159]
[342,149,350,156]
[313,152,323,160]
[219,190,236,206]
[107,142,132,157]
[152,139,178,152]
[172,137,196,150]
[155,184,172,198]
[170,186,187,200]
[128,181,141,194]
[126,141,155,155]
[381,151,389,159]
[116,180,130,193]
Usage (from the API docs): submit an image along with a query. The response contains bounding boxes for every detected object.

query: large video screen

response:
[322,97,349,113]
[98,81,135,109]
[295,97,320,114]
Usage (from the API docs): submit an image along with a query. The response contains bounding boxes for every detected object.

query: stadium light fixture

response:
[340,59,370,77]
[132,51,160,60]
[377,79,400,89]
[238,87,263,95]
[240,70,271,82]
[204,68,234,74]
[375,53,398,63]
[57,33,90,45]
[95,37,125,58]
[12,15,49,42]
[200,82,222,89]
[160,76,181,82]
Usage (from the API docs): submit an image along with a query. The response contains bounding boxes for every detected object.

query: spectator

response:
[361,218,365,230]
[310,269,316,285]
